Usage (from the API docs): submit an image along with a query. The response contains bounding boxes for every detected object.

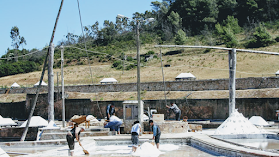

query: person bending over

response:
[166,102,181,121]
[149,120,161,149]
[66,124,85,156]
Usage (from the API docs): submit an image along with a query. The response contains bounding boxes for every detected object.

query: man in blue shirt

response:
[104,113,123,134]
[149,120,161,149]
[106,103,115,121]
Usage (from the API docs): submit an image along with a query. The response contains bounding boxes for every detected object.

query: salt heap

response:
[0,115,17,126]
[249,116,269,126]
[20,116,48,127]
[0,147,9,157]
[133,142,163,157]
[214,109,261,134]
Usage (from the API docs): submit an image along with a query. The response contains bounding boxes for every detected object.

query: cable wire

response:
[76,0,103,118]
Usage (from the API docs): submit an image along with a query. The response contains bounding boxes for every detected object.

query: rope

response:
[0,47,48,60]
[160,48,168,109]
[76,0,103,118]
[76,0,94,84]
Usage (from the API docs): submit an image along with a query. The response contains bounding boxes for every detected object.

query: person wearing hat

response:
[66,124,85,156]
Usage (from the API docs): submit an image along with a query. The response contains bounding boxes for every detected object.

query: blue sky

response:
[0,0,155,57]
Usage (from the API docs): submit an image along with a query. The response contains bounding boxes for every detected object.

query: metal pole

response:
[136,21,143,126]
[61,46,65,127]
[48,43,55,122]
[228,48,236,116]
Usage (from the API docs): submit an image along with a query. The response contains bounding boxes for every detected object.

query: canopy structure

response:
[100,78,118,84]
[11,82,20,88]
[34,81,48,86]
[20,116,48,127]
[175,73,196,81]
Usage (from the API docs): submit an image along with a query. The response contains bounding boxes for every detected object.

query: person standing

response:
[106,103,115,121]
[131,121,141,153]
[149,120,161,149]
[66,124,85,156]
[166,102,181,121]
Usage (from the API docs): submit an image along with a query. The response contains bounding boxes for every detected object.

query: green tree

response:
[224,16,242,34]
[10,26,26,62]
[167,11,182,33]
[236,0,259,25]
[174,29,187,45]
[245,24,275,48]
[217,0,237,22]
[170,0,219,34]
[215,22,238,48]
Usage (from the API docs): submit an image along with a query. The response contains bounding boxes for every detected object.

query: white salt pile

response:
[0,115,17,126]
[133,142,164,157]
[20,116,48,127]
[214,109,261,134]
[86,115,99,122]
[41,120,60,129]
[249,116,269,126]
[0,147,9,157]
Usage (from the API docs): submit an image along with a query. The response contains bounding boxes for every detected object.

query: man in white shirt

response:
[131,121,141,152]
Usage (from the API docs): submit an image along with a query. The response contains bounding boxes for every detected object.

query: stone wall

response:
[1,77,279,94]
[1,94,279,121]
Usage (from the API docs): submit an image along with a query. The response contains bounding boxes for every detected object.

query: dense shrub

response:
[0,61,38,77]
[245,24,275,48]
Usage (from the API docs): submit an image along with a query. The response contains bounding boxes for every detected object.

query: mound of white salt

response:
[249,116,269,126]
[133,142,163,157]
[214,109,261,134]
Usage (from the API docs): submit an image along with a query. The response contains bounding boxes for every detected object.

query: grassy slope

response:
[1,30,279,102]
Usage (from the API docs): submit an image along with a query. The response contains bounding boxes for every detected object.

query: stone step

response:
[39,131,112,140]
[41,126,109,133]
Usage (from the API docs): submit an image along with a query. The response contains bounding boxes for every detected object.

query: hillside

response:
[1,43,279,102]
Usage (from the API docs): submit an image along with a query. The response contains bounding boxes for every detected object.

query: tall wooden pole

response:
[136,21,143,126]
[228,48,236,115]
[57,72,59,101]
[61,46,65,127]
[48,43,55,122]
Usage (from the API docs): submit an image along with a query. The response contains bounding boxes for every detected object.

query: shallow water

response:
[2,143,217,157]
[87,144,216,157]
[226,138,279,150]
[3,146,65,156]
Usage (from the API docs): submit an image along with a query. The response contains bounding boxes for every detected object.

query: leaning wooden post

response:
[228,48,236,116]
[48,43,55,122]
